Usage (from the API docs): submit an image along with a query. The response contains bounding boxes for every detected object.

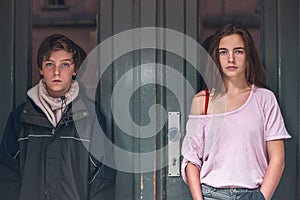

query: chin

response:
[48,90,66,97]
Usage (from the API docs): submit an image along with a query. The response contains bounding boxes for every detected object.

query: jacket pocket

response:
[89,154,104,183]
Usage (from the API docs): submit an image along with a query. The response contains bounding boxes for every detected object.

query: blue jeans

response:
[202,184,265,200]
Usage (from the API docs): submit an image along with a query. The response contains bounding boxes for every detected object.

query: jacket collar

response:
[20,96,90,128]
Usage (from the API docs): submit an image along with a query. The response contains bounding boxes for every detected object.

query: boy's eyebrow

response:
[44,58,73,62]
[60,58,73,62]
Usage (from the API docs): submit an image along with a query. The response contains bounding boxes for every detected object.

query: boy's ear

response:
[39,69,43,76]
[73,68,77,76]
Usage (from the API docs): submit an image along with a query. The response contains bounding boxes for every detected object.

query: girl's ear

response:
[40,69,44,76]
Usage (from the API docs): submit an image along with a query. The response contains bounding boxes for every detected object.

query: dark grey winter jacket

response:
[0,96,115,200]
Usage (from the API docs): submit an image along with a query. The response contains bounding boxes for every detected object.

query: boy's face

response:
[40,50,77,98]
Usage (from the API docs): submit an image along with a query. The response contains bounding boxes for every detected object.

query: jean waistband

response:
[202,184,259,193]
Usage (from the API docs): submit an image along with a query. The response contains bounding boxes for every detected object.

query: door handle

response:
[167,112,181,177]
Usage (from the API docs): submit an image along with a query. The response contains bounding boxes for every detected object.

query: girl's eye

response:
[234,50,244,55]
[218,50,228,55]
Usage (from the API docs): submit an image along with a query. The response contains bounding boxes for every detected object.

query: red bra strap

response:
[204,89,209,115]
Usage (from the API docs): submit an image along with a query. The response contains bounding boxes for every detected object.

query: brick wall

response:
[32,0,261,85]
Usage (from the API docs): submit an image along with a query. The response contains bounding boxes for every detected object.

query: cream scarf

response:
[27,79,79,127]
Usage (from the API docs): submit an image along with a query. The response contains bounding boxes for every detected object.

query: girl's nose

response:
[228,52,235,63]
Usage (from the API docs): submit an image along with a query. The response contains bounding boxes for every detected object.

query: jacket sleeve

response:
[0,104,24,200]
[88,103,116,200]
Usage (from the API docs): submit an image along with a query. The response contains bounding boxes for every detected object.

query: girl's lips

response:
[52,80,62,82]
[226,66,237,70]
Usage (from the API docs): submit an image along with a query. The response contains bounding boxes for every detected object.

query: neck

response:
[223,78,251,94]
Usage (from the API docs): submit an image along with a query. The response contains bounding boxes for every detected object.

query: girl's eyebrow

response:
[233,47,245,50]
[218,47,245,50]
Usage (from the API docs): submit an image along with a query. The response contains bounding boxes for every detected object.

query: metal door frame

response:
[0,0,31,141]
[261,0,299,199]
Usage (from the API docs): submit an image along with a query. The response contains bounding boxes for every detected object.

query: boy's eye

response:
[45,63,54,67]
[61,63,70,67]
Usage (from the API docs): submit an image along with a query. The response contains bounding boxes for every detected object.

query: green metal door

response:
[0,0,31,141]
[262,0,299,199]
[0,0,299,199]
[93,0,200,199]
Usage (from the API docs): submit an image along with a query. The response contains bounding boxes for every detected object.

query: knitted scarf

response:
[27,79,79,127]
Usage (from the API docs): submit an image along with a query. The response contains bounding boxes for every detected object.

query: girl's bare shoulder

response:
[190,90,207,115]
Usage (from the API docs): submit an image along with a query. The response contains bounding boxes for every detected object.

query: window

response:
[43,0,67,9]
[47,0,65,6]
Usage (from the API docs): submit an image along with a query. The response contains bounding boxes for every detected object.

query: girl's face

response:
[218,34,247,81]
[40,50,77,98]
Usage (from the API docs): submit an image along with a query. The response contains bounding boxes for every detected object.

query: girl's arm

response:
[186,162,203,200]
[260,139,285,200]
[185,92,207,200]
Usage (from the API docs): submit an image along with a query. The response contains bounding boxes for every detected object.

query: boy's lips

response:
[52,79,62,82]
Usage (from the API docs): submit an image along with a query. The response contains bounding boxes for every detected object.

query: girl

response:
[181,22,291,200]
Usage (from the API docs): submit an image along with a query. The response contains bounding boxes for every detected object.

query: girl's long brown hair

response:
[205,21,266,98]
